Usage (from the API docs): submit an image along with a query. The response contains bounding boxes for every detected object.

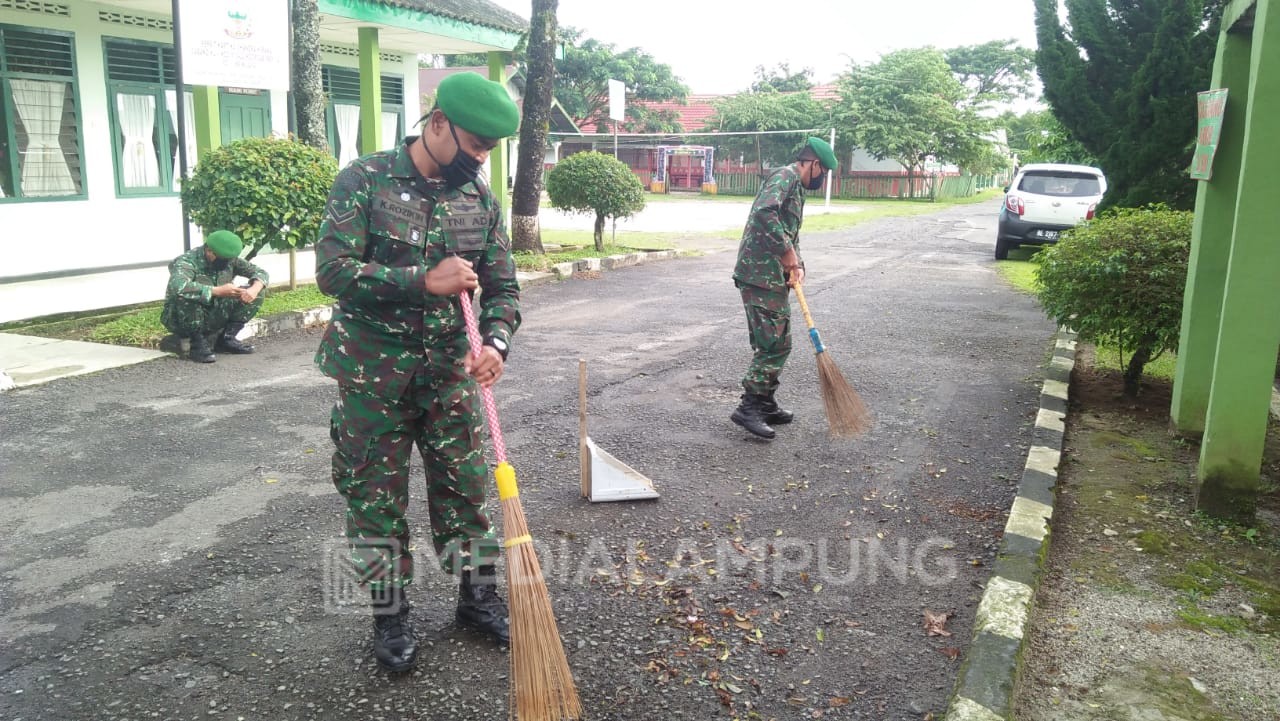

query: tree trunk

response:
[755,136,763,176]
[593,213,605,252]
[510,0,558,254]
[291,0,328,153]
[1123,336,1157,397]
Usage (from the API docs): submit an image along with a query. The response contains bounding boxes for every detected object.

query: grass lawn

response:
[994,246,1178,382]
[3,284,337,348]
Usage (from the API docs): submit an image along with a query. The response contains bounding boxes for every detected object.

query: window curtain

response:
[10,79,76,197]
[165,89,197,191]
[381,111,399,149]
[117,93,160,188]
[335,104,360,167]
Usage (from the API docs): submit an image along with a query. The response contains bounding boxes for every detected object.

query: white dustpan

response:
[579,359,659,502]
[583,437,659,501]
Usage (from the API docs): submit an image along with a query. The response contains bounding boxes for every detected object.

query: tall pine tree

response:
[1034,0,1224,209]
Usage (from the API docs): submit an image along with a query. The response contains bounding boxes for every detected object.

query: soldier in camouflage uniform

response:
[314,72,521,672]
[161,230,268,363]
[731,137,839,439]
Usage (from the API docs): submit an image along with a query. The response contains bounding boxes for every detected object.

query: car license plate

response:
[1038,230,1060,240]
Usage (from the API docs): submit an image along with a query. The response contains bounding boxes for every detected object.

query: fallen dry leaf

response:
[939,646,962,660]
[923,609,954,637]
[714,688,733,708]
[829,696,851,707]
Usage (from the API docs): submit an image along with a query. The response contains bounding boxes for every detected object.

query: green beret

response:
[806,137,839,171]
[436,72,520,139]
[205,230,243,259]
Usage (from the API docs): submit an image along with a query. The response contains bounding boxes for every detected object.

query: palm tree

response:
[290,0,327,153]
[510,0,558,253]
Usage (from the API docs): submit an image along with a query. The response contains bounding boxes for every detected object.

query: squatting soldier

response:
[160,230,268,363]
[314,72,521,672]
[731,137,839,439]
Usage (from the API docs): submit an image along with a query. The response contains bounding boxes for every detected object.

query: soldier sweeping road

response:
[731,137,839,439]
[313,72,521,672]
[160,230,268,363]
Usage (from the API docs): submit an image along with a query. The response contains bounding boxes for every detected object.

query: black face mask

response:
[210,258,230,272]
[805,163,826,191]
[422,121,482,189]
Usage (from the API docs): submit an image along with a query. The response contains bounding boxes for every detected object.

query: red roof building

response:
[634,94,723,132]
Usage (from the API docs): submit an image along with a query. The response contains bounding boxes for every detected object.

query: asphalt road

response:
[0,199,1056,721]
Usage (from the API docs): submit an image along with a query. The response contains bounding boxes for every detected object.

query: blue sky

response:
[485,0,1041,95]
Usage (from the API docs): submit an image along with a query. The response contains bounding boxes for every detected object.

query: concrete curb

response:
[944,328,1077,721]
[238,304,334,342]
[547,248,684,281]
[232,251,687,341]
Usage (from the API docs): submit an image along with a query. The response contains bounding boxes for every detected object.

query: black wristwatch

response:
[484,335,509,361]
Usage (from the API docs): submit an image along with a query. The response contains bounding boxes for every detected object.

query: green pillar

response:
[487,51,509,211]
[358,27,382,155]
[1196,0,1280,522]
[1171,29,1253,435]
[192,85,221,161]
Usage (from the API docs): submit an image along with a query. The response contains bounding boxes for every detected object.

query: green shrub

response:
[1035,205,1192,395]
[181,136,337,267]
[546,151,645,251]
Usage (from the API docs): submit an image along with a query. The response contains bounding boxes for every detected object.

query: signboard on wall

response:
[1191,88,1229,181]
[177,0,290,91]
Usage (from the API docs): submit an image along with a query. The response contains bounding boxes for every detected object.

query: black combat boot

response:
[456,565,510,644]
[216,322,255,354]
[371,585,417,672]
[188,333,216,363]
[760,391,794,425]
[731,393,776,439]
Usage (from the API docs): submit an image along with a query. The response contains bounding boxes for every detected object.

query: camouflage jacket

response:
[165,247,269,306]
[314,138,521,398]
[732,164,805,293]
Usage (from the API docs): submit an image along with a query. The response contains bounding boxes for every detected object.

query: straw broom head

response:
[792,284,872,437]
[814,352,872,438]
[496,462,582,721]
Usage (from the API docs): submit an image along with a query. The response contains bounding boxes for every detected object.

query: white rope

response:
[548,127,830,138]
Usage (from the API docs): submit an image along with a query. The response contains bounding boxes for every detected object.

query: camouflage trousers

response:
[739,284,792,396]
[330,366,497,591]
[160,294,264,338]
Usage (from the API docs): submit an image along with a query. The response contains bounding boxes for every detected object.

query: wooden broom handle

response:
[793,283,817,331]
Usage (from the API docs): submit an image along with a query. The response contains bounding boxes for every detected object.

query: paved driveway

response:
[0,199,1053,721]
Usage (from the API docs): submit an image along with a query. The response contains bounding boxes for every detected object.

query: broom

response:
[458,290,582,721]
[792,283,872,437]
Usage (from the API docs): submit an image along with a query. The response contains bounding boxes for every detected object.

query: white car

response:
[996,163,1107,259]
